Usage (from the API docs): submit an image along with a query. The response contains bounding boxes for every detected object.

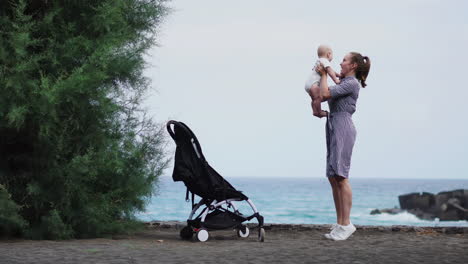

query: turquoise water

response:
[136,176,468,227]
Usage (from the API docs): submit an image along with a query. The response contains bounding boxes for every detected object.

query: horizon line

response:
[158,175,468,180]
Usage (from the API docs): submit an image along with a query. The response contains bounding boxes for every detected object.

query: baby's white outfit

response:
[304,57,332,93]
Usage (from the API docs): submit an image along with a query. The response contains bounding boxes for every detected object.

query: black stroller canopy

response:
[167,120,247,201]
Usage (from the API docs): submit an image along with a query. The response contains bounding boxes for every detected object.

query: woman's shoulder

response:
[342,76,359,84]
[342,77,361,89]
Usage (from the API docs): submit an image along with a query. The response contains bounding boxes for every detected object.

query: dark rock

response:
[397,189,468,221]
[407,208,436,220]
[370,209,381,215]
[384,208,403,215]
[398,192,435,211]
[437,208,463,221]
[371,189,468,221]
[370,208,403,215]
[435,192,451,208]
[435,190,468,221]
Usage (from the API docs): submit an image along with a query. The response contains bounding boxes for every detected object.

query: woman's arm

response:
[327,67,341,84]
[320,73,332,101]
[316,64,331,101]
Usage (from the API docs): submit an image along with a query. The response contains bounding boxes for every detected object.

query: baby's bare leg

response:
[310,83,322,116]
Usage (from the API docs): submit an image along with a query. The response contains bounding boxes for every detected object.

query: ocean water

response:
[136,176,468,227]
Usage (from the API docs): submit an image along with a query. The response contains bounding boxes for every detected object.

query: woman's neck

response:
[344,72,356,78]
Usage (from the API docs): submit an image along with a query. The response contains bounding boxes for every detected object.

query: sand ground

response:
[1,222,467,264]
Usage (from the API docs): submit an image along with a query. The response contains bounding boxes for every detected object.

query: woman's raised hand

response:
[315,63,326,75]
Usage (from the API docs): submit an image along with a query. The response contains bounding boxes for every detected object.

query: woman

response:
[316,52,371,241]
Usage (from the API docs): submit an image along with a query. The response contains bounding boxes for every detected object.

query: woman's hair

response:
[349,52,371,88]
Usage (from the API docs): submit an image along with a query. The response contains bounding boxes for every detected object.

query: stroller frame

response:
[167,120,265,242]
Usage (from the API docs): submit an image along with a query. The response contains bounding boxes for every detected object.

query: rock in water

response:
[398,192,435,211]
[434,190,468,221]
[398,189,468,221]
[371,190,468,221]
[370,208,403,215]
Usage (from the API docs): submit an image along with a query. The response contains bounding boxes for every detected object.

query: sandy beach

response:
[1,221,467,264]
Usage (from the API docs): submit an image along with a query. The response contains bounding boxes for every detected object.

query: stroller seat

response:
[167,120,265,242]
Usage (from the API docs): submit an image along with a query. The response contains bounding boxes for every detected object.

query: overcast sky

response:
[143,0,468,179]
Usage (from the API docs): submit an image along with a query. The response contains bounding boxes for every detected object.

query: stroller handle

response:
[166,120,206,161]
[166,120,178,140]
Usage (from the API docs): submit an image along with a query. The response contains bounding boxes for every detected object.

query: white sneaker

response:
[325,223,356,241]
[324,224,340,239]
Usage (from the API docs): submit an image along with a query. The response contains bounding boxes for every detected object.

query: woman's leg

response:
[328,177,342,224]
[336,177,352,226]
[326,176,356,240]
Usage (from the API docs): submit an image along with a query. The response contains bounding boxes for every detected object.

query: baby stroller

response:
[166,120,265,242]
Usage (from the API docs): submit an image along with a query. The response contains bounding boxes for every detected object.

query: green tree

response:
[0,184,27,237]
[0,0,170,239]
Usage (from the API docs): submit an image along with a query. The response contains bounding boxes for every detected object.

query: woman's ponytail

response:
[350,52,371,88]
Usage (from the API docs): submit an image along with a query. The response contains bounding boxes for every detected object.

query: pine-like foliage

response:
[0,184,27,237]
[0,0,170,239]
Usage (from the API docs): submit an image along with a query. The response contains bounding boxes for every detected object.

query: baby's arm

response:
[326,67,341,84]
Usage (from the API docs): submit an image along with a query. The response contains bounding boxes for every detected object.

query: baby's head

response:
[317,45,333,61]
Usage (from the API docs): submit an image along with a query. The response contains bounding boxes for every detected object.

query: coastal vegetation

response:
[0,0,170,239]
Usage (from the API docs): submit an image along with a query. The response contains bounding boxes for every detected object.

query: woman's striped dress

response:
[326,76,361,178]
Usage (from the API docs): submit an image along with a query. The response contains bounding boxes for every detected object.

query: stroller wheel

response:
[237,226,250,238]
[258,228,265,242]
[196,229,209,242]
[180,226,194,240]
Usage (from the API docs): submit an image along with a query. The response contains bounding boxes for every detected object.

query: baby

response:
[304,45,341,117]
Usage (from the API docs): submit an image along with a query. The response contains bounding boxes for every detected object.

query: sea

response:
[136,176,468,227]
